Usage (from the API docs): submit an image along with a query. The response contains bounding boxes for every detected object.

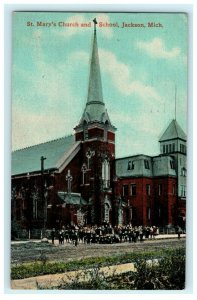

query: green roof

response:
[159,119,186,142]
[58,192,88,206]
[12,135,79,176]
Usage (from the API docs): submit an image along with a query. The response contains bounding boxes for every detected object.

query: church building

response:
[11,20,186,231]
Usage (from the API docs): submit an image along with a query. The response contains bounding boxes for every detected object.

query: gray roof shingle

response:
[159,119,186,142]
[12,135,79,176]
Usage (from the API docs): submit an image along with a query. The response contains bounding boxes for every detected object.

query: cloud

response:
[68,51,89,63]
[136,38,181,59]
[12,48,86,150]
[99,48,161,102]
[112,109,167,157]
[67,48,162,107]
[12,58,83,150]
[112,109,164,136]
[13,59,73,109]
[12,103,77,150]
[66,48,161,104]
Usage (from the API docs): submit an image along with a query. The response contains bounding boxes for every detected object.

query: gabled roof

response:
[12,135,80,176]
[159,119,186,142]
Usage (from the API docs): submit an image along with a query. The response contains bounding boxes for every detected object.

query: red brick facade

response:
[11,137,185,230]
[114,176,178,227]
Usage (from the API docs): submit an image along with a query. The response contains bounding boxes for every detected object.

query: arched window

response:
[102,159,110,188]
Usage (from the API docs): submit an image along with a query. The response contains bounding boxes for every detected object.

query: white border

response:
[1,1,195,299]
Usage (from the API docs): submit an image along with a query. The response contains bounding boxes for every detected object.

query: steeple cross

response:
[66,169,73,194]
[93,18,97,33]
[81,163,87,185]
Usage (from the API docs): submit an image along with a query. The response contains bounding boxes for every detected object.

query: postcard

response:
[11,11,187,290]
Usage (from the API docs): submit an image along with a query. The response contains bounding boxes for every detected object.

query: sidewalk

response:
[11,262,137,289]
[11,233,186,245]
[155,233,186,239]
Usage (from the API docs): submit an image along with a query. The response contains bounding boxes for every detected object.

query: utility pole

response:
[40,156,47,236]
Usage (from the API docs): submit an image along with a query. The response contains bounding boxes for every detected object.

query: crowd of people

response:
[50,224,159,246]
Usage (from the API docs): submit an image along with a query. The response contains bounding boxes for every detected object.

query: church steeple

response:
[87,18,103,105]
[75,19,115,131]
[74,20,116,225]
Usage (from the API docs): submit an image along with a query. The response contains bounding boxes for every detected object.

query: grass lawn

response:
[11,246,185,290]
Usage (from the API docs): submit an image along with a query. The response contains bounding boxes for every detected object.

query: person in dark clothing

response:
[177,226,182,239]
[58,230,64,244]
[51,228,55,244]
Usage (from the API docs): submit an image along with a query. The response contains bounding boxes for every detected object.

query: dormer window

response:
[144,159,150,169]
[128,160,134,170]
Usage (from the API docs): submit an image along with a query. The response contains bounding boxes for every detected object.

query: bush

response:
[131,248,185,290]
[56,248,185,290]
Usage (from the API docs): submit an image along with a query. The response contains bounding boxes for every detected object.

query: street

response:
[11,237,186,265]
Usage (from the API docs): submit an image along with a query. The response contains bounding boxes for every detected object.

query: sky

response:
[12,12,188,158]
